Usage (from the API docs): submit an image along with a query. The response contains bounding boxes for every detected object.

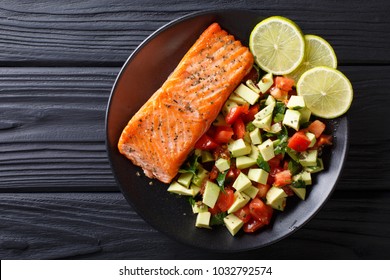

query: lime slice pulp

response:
[297,66,353,119]
[287,34,338,83]
[249,16,305,75]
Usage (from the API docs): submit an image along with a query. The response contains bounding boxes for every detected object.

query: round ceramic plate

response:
[105,10,348,252]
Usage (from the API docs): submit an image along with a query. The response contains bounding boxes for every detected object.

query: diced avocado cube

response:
[194,149,202,157]
[195,212,211,229]
[298,107,312,124]
[246,79,261,94]
[224,213,244,236]
[192,203,208,214]
[232,172,252,192]
[202,181,221,208]
[190,184,201,196]
[270,197,287,211]
[257,72,273,93]
[229,93,249,105]
[253,113,272,130]
[259,139,275,161]
[227,191,251,214]
[255,103,275,120]
[236,156,257,169]
[248,144,260,159]
[168,181,195,196]
[299,150,318,167]
[305,132,316,148]
[287,95,306,109]
[177,172,194,188]
[265,94,276,106]
[286,147,299,162]
[222,100,238,116]
[212,114,227,126]
[304,158,324,173]
[291,186,306,200]
[243,184,260,199]
[293,171,312,185]
[283,109,301,131]
[266,186,288,210]
[201,150,214,163]
[243,131,251,144]
[249,127,262,145]
[248,168,269,184]
[215,158,230,172]
[228,139,251,157]
[268,122,282,133]
[272,139,281,147]
[192,166,209,187]
[234,84,260,105]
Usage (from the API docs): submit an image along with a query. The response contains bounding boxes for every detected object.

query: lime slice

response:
[287,35,337,83]
[249,16,305,75]
[297,66,353,119]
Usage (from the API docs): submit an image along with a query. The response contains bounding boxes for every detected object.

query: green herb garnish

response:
[210,212,227,226]
[257,154,270,172]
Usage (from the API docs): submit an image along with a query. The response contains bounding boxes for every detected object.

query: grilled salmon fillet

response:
[118,23,254,183]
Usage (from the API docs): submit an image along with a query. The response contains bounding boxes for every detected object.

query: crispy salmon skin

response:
[118,23,254,183]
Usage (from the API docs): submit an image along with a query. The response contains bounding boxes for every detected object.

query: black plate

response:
[105,9,348,252]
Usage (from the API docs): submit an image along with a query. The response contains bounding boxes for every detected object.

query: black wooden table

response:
[0,0,389,260]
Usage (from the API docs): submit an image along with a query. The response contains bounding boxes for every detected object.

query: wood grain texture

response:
[0,191,388,260]
[0,66,388,191]
[0,0,388,66]
[0,67,118,191]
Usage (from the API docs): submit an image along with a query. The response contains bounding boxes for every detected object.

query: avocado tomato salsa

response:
[168,70,332,236]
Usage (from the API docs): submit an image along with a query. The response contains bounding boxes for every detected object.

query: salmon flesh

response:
[118,23,254,183]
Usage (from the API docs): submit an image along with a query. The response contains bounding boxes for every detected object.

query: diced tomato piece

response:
[225,104,249,125]
[282,185,295,196]
[195,134,219,150]
[289,88,297,96]
[243,67,259,83]
[242,104,260,123]
[225,167,240,184]
[274,170,292,187]
[205,125,216,137]
[233,117,246,139]
[213,126,234,144]
[209,204,221,215]
[315,134,333,147]
[213,145,230,160]
[267,166,283,185]
[308,120,326,138]
[282,160,289,170]
[287,131,311,152]
[256,183,271,198]
[270,87,288,101]
[243,218,266,233]
[275,76,295,92]
[209,166,219,181]
[268,156,282,168]
[234,204,252,223]
[216,189,235,212]
[248,197,273,225]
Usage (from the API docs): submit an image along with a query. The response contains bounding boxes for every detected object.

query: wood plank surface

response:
[0,192,390,259]
[0,66,388,191]
[0,191,388,260]
[0,0,388,66]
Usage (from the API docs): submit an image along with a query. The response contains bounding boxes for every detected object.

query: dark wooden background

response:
[0,0,389,259]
